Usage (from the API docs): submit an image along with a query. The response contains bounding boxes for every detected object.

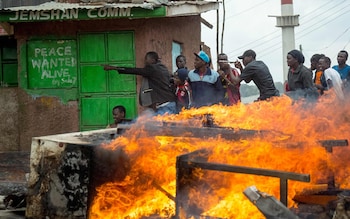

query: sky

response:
[201,0,350,83]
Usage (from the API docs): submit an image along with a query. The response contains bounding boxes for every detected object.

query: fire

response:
[89,92,350,219]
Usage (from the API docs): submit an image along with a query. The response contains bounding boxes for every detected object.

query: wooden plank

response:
[293,194,338,207]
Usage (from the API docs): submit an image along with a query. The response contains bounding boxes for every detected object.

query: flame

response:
[89,92,350,219]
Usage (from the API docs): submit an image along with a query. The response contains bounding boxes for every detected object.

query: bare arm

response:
[102,64,150,76]
[102,64,119,71]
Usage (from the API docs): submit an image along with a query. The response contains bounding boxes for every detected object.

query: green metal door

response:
[78,32,137,131]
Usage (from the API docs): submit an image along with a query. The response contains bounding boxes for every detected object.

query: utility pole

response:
[270,0,299,82]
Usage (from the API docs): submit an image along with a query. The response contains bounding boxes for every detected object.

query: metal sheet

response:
[2,1,156,11]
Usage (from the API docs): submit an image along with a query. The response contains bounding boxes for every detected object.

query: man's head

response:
[238,49,256,66]
[337,50,348,65]
[318,56,331,71]
[287,50,305,64]
[112,105,126,124]
[218,53,230,70]
[194,51,210,69]
[176,55,187,69]
[145,51,160,65]
[287,50,305,68]
[310,54,325,71]
[174,68,188,85]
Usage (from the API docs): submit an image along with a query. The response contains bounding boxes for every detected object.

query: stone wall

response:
[0,87,19,151]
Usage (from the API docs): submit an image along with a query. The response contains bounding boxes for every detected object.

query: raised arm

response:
[102,64,118,71]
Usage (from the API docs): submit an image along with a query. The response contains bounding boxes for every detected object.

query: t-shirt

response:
[240,60,279,100]
[221,68,241,105]
[324,67,344,99]
[314,70,323,85]
[175,81,191,110]
[332,64,350,80]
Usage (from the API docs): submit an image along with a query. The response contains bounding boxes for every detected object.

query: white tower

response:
[271,0,299,82]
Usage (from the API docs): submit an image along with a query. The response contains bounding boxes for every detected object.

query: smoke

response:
[91,145,131,187]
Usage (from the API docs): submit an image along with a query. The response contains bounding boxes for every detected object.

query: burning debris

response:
[26,94,350,219]
[4,193,26,209]
[91,146,131,187]
[243,186,298,219]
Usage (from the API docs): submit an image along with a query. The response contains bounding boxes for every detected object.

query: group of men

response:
[284,49,350,101]
[103,48,350,118]
[310,50,350,100]
[103,49,281,116]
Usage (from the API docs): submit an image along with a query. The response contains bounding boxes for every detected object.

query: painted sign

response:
[0,7,166,22]
[27,39,77,89]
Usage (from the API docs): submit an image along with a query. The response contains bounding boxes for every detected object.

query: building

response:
[0,0,218,151]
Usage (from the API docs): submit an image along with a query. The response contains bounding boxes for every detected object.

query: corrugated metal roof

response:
[0,0,51,8]
[0,1,219,22]
[2,1,158,11]
[1,1,219,12]
[166,1,219,17]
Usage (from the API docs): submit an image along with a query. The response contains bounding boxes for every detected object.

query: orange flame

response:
[89,93,350,219]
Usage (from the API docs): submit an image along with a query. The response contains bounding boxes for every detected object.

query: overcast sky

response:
[201,0,350,83]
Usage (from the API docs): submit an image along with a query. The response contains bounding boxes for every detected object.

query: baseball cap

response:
[238,49,256,59]
[194,51,210,63]
[175,68,188,82]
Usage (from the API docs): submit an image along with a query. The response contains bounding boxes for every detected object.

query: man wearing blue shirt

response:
[332,50,350,94]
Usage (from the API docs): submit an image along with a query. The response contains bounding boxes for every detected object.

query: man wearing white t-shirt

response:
[319,56,344,100]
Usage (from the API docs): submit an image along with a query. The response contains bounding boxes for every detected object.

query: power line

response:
[257,8,350,59]
[298,0,343,23]
[221,0,279,56]
[225,30,280,57]
[254,9,350,60]
[226,1,350,58]
[225,0,269,21]
[214,0,350,65]
[296,2,350,37]
[302,25,350,52]
[298,10,350,38]
[223,0,345,58]
[343,38,350,50]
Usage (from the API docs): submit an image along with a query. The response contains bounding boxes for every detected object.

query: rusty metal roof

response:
[0,1,219,19]
[2,1,219,11]
[2,1,157,11]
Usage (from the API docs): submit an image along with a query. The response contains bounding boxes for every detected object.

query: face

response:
[176,57,186,69]
[315,61,323,71]
[112,108,125,124]
[173,72,184,85]
[144,55,156,65]
[337,52,347,65]
[194,56,206,69]
[242,56,253,66]
[218,54,229,69]
[318,58,328,71]
[310,59,318,71]
[287,54,298,67]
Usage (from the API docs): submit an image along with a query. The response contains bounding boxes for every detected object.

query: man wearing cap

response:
[188,51,224,107]
[233,49,280,101]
